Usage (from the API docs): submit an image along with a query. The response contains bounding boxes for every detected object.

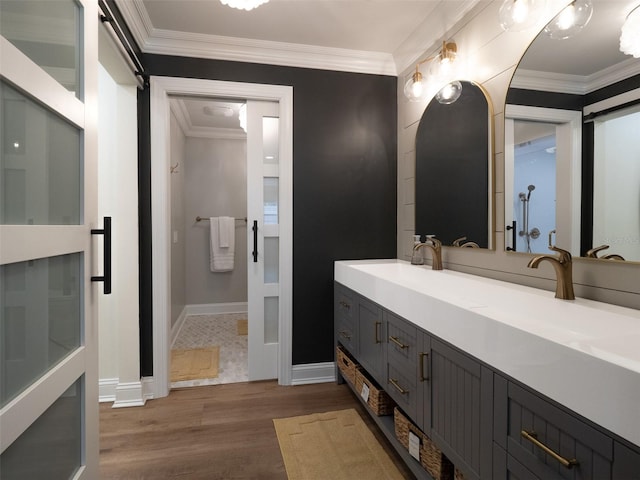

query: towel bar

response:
[196,216,247,223]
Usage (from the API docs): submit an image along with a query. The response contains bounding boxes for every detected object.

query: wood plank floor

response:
[100,381,415,479]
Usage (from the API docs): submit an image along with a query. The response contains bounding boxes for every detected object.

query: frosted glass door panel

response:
[263,117,278,165]
[0,253,81,407]
[264,177,278,225]
[264,297,278,344]
[264,237,279,283]
[0,377,82,479]
[1,81,81,225]
[0,0,82,98]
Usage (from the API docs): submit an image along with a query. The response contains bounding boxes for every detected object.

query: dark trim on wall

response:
[580,122,594,257]
[506,88,583,111]
[585,73,640,106]
[137,87,154,377]
[139,54,397,365]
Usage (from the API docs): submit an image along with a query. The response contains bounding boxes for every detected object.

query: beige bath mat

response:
[237,319,248,336]
[170,346,219,382]
[273,408,405,480]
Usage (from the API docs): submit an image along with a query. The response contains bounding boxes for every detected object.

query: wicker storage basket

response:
[336,345,358,385]
[394,407,454,480]
[354,368,395,416]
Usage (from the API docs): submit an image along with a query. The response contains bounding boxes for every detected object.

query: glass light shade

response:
[620,5,640,58]
[499,0,546,32]
[544,0,593,39]
[428,49,457,83]
[220,0,269,11]
[435,81,463,104]
[404,71,425,102]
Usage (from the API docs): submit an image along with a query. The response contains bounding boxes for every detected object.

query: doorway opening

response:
[149,77,293,399]
[167,96,250,388]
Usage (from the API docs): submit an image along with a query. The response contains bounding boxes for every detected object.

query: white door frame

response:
[149,76,293,398]
[505,105,582,255]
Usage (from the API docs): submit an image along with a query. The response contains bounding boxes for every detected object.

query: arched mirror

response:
[415,80,493,249]
[504,0,640,262]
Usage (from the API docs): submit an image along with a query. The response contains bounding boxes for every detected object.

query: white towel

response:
[210,217,235,272]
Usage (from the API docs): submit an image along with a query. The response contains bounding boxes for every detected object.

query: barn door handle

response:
[91,216,112,294]
[252,220,258,262]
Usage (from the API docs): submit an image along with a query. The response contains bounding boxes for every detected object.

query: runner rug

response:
[273,408,405,480]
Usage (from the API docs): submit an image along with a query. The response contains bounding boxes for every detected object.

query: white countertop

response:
[335,259,640,446]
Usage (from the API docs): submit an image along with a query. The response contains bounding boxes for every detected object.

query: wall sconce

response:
[544,0,593,39]
[620,4,640,58]
[404,41,459,103]
[220,0,268,11]
[499,0,546,32]
[435,81,463,105]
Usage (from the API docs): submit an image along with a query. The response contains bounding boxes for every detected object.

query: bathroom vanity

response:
[334,259,640,480]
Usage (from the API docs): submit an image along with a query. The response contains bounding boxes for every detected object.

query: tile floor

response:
[171,312,248,389]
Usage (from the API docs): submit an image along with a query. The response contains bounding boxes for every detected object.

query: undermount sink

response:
[335,258,640,446]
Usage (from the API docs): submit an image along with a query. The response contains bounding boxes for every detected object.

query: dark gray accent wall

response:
[139,54,397,370]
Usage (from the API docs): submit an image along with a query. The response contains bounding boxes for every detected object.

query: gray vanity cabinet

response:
[334,283,356,355]
[427,338,494,480]
[494,375,614,480]
[357,296,385,384]
[385,311,419,420]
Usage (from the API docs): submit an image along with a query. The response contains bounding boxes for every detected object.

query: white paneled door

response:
[0,0,99,478]
[247,100,281,381]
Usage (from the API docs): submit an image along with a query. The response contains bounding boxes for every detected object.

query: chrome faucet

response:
[412,237,443,270]
[527,246,575,300]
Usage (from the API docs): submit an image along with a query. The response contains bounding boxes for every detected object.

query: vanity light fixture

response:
[220,0,268,11]
[403,41,458,102]
[620,4,640,58]
[544,0,593,39]
[435,81,462,104]
[499,0,546,32]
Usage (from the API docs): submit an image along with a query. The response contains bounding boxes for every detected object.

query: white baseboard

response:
[141,376,156,401]
[112,380,146,408]
[291,362,336,385]
[186,302,248,316]
[99,377,118,403]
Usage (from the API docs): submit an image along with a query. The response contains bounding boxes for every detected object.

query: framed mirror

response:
[504,0,640,262]
[415,80,493,249]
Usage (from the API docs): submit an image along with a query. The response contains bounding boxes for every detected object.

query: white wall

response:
[397,0,640,309]
[184,137,248,305]
[98,64,142,405]
[170,112,186,327]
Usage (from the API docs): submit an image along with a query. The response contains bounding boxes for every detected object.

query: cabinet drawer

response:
[505,381,613,480]
[386,362,417,420]
[336,318,356,355]
[386,311,417,369]
[335,284,355,322]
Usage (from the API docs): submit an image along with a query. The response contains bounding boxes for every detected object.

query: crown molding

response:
[512,58,640,95]
[393,0,483,76]
[169,98,246,140]
[115,0,396,76]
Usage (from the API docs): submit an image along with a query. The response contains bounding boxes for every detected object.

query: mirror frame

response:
[415,80,495,250]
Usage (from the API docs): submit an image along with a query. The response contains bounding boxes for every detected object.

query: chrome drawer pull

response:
[338,330,352,340]
[521,430,579,469]
[375,321,382,344]
[419,352,429,382]
[388,378,408,395]
[389,336,409,349]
